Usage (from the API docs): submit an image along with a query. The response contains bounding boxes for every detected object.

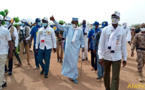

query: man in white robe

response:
[122,22,131,45]
[50,16,85,84]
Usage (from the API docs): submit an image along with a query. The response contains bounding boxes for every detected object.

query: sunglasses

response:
[111,15,119,19]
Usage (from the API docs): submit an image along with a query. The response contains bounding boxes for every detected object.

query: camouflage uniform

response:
[131,32,145,73]
[56,30,64,61]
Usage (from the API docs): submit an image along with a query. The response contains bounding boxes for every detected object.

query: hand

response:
[8,53,13,60]
[53,48,56,53]
[82,48,85,52]
[50,15,55,21]
[122,61,127,68]
[131,51,134,57]
[93,50,96,54]
[99,59,104,66]
[36,49,38,53]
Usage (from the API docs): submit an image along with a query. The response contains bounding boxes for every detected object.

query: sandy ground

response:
[3,44,145,90]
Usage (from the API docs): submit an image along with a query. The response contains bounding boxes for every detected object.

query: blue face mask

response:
[21,23,25,26]
[42,23,48,27]
[37,22,41,26]
[5,21,10,25]
[93,26,96,30]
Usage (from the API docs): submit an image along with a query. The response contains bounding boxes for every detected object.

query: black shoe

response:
[86,57,88,61]
[44,74,48,78]
[40,70,44,75]
[60,60,62,63]
[82,59,85,61]
[8,72,12,76]
[5,70,8,74]
[57,58,59,62]
[96,77,102,80]
[2,82,7,87]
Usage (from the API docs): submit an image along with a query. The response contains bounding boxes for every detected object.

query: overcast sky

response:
[1,0,145,26]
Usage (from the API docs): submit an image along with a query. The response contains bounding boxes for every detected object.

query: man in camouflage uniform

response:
[4,16,19,76]
[19,19,31,65]
[131,28,135,44]
[131,23,145,82]
[56,20,64,63]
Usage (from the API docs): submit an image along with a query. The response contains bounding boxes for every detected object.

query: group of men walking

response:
[0,10,145,90]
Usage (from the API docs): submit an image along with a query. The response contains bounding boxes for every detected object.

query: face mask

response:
[37,22,41,26]
[42,23,47,27]
[21,23,25,26]
[72,24,76,28]
[140,28,145,32]
[93,26,96,30]
[5,21,10,25]
[112,18,119,24]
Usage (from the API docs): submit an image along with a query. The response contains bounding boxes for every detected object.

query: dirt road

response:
[3,45,145,90]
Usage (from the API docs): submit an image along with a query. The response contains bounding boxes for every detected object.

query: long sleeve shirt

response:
[54,20,84,48]
[19,26,31,42]
[10,27,19,47]
[0,26,11,55]
[93,31,101,51]
[123,27,131,42]
[98,25,127,61]
[131,32,145,52]
[36,26,56,50]
[4,25,19,47]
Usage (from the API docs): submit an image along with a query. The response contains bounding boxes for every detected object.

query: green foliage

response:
[14,24,18,27]
[4,9,9,14]
[131,24,141,29]
[2,20,5,25]
[14,17,20,23]
[0,11,6,16]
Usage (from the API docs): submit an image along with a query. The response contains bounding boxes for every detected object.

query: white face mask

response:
[112,18,119,24]
[72,24,76,28]
[140,28,145,32]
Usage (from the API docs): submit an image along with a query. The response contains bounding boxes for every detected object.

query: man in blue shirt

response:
[30,18,41,69]
[88,21,101,73]
[93,21,108,80]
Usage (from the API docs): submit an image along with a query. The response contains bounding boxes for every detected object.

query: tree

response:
[131,24,141,29]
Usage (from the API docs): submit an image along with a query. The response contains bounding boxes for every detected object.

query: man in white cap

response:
[36,17,56,78]
[122,22,131,45]
[50,16,85,84]
[4,16,19,76]
[0,15,13,89]
[81,20,90,61]
[98,11,127,90]
[19,19,31,65]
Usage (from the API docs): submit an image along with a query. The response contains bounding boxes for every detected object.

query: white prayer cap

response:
[0,15,3,20]
[42,17,48,22]
[113,11,120,17]
[21,19,27,23]
[122,22,127,26]
[5,16,11,21]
